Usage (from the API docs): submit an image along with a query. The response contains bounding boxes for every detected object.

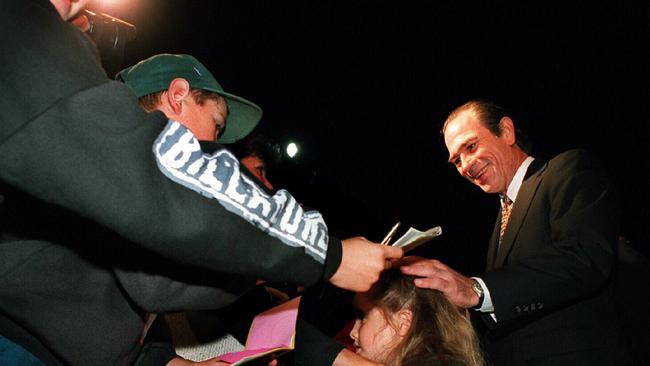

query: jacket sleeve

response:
[0,0,341,287]
[114,266,256,313]
[154,121,331,265]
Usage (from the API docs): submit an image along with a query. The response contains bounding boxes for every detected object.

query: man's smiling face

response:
[444,110,516,194]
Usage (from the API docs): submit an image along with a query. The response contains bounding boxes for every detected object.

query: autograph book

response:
[217,296,300,365]
[387,225,442,252]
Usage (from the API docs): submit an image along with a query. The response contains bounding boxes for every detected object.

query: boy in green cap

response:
[116,54,390,366]
[117,53,262,144]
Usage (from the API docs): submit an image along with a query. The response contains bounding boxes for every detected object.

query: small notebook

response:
[217,296,301,365]
[391,226,442,252]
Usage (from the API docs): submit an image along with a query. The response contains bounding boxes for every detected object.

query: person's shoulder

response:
[542,149,611,194]
[553,148,593,161]
[547,148,603,173]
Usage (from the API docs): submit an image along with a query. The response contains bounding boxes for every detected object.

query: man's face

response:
[178,97,228,142]
[444,110,515,194]
[240,155,274,190]
[50,0,89,20]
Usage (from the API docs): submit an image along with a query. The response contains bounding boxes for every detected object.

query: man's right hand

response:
[329,237,403,292]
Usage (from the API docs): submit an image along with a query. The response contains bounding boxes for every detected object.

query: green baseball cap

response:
[117,53,262,144]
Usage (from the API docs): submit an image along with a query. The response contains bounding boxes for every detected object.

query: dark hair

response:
[442,99,531,154]
[230,132,281,168]
[366,269,484,366]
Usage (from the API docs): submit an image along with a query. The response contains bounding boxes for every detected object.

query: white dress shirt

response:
[473,156,535,318]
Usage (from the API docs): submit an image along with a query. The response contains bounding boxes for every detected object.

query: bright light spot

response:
[286,142,299,158]
[88,0,133,13]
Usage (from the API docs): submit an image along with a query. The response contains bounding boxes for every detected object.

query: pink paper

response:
[218,296,300,365]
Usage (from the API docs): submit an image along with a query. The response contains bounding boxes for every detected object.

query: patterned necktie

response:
[499,196,513,243]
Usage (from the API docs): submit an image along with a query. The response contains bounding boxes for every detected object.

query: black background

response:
[91,1,649,274]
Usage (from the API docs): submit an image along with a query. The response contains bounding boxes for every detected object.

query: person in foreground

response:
[117,54,403,366]
[0,1,402,365]
[349,269,484,366]
[400,99,630,365]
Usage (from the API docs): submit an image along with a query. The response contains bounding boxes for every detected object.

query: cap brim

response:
[211,91,263,144]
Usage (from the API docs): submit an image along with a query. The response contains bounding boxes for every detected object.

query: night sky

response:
[89,1,649,272]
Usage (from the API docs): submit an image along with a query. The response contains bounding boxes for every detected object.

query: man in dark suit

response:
[400,100,630,365]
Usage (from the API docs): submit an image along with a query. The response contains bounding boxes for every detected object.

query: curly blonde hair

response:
[366,269,484,366]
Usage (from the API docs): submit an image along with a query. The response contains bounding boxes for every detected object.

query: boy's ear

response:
[396,309,413,337]
[165,78,191,115]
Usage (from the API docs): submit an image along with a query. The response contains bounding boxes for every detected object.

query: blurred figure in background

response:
[232,133,280,191]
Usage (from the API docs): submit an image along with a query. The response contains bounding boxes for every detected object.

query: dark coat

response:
[0,0,341,364]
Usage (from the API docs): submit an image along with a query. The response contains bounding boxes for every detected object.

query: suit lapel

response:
[486,215,501,270]
[493,158,548,268]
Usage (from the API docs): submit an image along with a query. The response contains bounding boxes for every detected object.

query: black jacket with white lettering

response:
[0,0,341,365]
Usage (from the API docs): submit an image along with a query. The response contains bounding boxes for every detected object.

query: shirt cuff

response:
[471,277,495,313]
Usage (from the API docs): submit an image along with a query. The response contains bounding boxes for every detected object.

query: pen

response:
[380,222,400,245]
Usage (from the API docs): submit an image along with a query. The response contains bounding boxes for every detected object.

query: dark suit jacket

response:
[477,149,630,365]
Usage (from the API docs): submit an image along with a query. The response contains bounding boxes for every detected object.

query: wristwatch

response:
[470,279,485,310]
